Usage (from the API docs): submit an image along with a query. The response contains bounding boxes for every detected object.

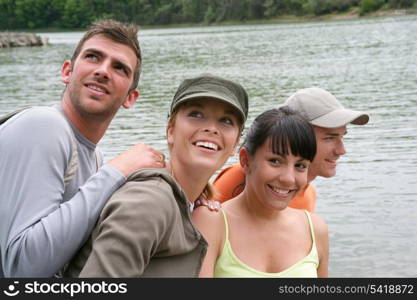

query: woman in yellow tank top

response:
[192,107,329,277]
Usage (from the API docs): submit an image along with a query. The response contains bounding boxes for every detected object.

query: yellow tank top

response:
[214,210,319,277]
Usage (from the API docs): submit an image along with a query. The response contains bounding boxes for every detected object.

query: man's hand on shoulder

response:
[107,143,166,177]
[194,198,222,212]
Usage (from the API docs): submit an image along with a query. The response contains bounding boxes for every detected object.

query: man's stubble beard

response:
[68,82,121,122]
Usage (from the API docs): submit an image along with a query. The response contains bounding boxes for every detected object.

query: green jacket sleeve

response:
[79,177,176,277]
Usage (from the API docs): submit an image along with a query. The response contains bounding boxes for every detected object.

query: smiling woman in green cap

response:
[64,74,249,277]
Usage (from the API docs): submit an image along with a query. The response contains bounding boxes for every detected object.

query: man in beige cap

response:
[285,87,369,182]
[211,87,369,211]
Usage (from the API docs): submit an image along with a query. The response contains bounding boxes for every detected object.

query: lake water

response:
[1,15,416,277]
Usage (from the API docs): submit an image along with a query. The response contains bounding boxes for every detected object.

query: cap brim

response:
[174,92,246,123]
[310,109,369,128]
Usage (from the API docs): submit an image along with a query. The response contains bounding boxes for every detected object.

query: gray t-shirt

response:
[0,106,126,277]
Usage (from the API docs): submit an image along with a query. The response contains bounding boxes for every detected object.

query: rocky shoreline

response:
[0,32,48,48]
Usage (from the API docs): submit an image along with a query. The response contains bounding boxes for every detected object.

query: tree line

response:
[0,0,415,30]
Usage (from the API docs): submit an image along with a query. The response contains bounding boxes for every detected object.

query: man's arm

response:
[0,108,128,277]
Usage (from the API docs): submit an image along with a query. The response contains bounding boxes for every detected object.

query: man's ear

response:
[60,61,72,84]
[239,147,250,173]
[122,89,139,109]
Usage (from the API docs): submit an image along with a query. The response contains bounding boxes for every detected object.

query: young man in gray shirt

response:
[0,19,165,277]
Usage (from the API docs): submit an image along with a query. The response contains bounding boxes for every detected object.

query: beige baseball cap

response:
[284,87,369,128]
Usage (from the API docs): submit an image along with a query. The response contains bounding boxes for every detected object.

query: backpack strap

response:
[1,106,78,186]
[95,148,102,170]
[0,106,33,125]
[63,129,78,186]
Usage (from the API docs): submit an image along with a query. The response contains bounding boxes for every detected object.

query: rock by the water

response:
[0,32,48,48]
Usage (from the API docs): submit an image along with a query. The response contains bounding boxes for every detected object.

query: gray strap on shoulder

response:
[64,125,101,184]
[0,106,33,125]
[95,148,102,170]
[63,130,78,186]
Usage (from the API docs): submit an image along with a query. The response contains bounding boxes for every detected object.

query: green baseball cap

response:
[169,74,249,127]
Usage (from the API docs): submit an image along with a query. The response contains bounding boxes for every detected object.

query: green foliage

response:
[0,0,414,30]
[181,0,201,22]
[387,0,416,8]
[204,4,216,23]
[304,0,333,15]
[154,3,176,24]
[204,0,251,22]
[359,0,385,15]
[249,0,266,19]
[61,0,93,28]
[303,0,359,15]
[264,0,307,17]
[0,0,17,29]
[15,0,54,28]
[129,0,155,25]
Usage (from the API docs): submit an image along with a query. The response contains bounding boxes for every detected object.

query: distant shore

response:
[204,7,417,27]
[135,7,417,30]
[1,7,416,40]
